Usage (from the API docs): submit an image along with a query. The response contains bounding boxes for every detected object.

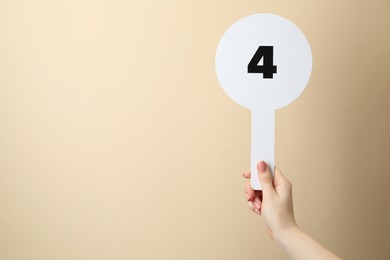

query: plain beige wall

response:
[1,1,389,259]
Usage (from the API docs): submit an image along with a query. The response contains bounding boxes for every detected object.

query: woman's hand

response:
[243,161,297,240]
[243,161,341,260]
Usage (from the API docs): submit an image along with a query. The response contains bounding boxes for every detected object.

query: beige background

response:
[0,1,389,259]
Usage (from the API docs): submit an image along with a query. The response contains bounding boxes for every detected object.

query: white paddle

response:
[215,14,312,190]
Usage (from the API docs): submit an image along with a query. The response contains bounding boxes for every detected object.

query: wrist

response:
[273,224,302,247]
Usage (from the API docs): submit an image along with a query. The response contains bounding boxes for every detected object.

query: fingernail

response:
[257,161,266,173]
[245,192,250,201]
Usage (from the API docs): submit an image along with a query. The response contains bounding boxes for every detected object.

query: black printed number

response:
[247,46,277,79]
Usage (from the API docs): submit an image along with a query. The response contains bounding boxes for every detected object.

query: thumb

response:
[257,161,276,197]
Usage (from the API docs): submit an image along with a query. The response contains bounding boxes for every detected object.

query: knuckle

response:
[261,172,273,184]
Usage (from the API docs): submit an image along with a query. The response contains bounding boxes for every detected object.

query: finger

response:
[242,169,251,179]
[255,190,263,202]
[245,182,255,201]
[248,201,261,216]
[257,160,276,198]
[254,196,262,214]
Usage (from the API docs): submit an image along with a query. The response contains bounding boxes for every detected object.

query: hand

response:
[243,161,341,259]
[243,161,297,240]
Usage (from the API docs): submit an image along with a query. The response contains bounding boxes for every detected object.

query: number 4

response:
[248,46,277,79]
